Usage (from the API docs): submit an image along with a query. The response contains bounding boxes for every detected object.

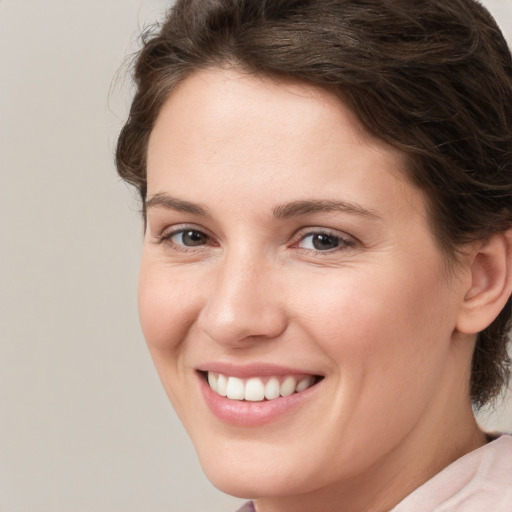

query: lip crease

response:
[196,363,323,427]
[196,362,320,379]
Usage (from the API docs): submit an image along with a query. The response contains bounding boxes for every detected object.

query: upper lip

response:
[196,362,321,379]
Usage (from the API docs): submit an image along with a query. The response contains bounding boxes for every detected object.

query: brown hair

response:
[116,0,512,408]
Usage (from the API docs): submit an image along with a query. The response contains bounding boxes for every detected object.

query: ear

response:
[456,229,512,334]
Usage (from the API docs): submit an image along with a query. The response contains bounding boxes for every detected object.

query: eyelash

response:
[155,225,357,254]
[156,226,216,253]
[293,230,357,253]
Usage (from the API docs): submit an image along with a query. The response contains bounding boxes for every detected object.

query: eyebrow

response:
[145,193,380,220]
[145,193,210,217]
[272,199,381,219]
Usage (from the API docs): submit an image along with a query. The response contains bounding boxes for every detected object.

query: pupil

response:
[183,230,205,246]
[312,233,338,250]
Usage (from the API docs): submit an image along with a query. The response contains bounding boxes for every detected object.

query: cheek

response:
[287,270,457,470]
[137,262,201,416]
[299,261,457,396]
[137,261,198,353]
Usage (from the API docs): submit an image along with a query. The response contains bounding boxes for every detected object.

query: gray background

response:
[1,1,511,511]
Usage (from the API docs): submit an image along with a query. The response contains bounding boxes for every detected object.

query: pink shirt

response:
[392,434,512,511]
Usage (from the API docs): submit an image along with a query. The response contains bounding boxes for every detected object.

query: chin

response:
[196,444,328,501]
[204,468,294,501]
[206,473,263,500]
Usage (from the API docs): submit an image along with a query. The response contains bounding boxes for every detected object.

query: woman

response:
[116,0,512,510]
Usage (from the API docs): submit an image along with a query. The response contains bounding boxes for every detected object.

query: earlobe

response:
[456,230,512,334]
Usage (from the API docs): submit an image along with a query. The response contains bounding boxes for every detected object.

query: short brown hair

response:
[116,0,512,408]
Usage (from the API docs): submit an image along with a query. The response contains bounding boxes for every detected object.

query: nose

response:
[196,252,287,347]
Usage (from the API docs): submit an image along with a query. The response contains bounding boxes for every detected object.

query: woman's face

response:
[140,69,472,501]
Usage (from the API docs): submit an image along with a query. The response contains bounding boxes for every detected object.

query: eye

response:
[153,225,217,255]
[170,229,209,247]
[297,231,355,252]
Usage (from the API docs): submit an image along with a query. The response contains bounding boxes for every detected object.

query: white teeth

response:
[207,372,316,401]
[208,372,217,389]
[217,373,228,396]
[296,376,313,392]
[280,376,296,397]
[226,376,245,400]
[245,378,265,401]
[264,377,280,400]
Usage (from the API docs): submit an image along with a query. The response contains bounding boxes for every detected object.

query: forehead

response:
[146,67,424,223]
[148,68,407,178]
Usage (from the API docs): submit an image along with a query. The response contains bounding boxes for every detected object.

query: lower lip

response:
[198,373,320,427]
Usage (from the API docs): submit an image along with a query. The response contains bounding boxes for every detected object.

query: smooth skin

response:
[139,68,512,512]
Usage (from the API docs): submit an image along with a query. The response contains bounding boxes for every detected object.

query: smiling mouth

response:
[202,371,323,402]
